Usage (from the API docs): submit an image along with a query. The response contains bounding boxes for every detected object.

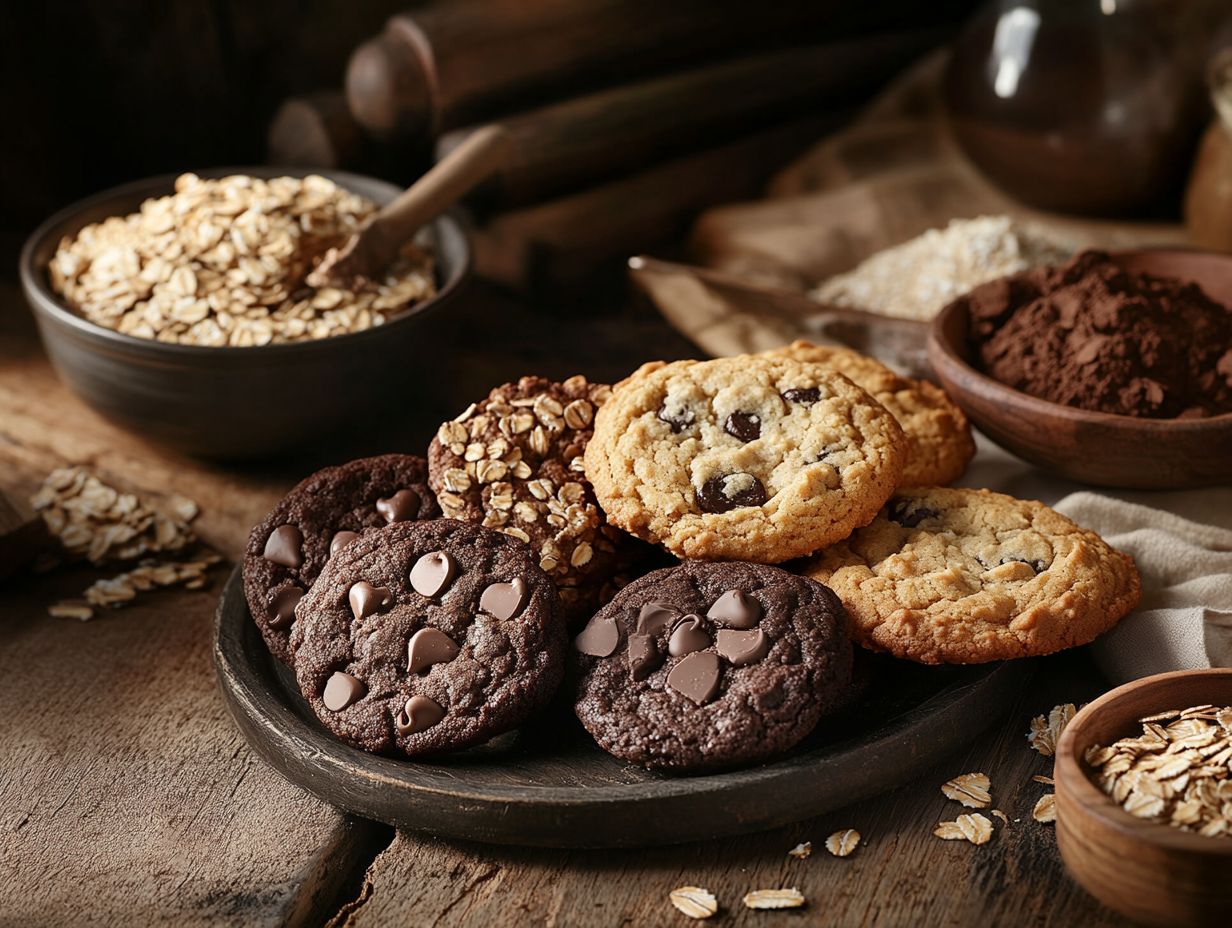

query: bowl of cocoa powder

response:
[928,249,1232,489]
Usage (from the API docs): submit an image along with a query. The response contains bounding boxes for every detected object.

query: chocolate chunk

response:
[696,474,768,514]
[263,524,303,568]
[782,387,820,405]
[706,590,761,629]
[716,629,770,666]
[627,633,662,681]
[376,489,420,523]
[668,615,711,657]
[268,587,303,630]
[329,530,360,558]
[666,651,721,705]
[480,578,528,620]
[322,671,365,711]
[575,616,621,657]
[723,411,761,441]
[348,581,393,620]
[888,500,939,528]
[636,602,679,635]
[657,402,695,433]
[395,694,445,735]
[409,550,457,598]
[1002,556,1047,574]
[407,628,460,674]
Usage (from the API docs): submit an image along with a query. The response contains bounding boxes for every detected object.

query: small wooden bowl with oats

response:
[1055,669,1232,927]
[19,169,470,459]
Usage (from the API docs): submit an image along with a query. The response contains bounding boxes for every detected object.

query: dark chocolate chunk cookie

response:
[243,454,439,664]
[291,519,565,758]
[573,561,853,772]
[428,375,639,622]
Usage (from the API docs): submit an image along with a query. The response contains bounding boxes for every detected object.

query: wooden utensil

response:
[927,248,1232,489]
[310,125,509,288]
[1055,669,1232,927]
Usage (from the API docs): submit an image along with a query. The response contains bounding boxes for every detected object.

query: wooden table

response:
[0,281,1132,927]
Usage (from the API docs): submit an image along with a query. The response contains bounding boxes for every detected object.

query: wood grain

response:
[335,650,1132,927]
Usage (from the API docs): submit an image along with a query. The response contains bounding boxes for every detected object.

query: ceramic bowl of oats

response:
[20,169,470,459]
[1054,669,1232,927]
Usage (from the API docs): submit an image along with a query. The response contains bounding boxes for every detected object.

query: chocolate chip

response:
[636,602,679,635]
[395,694,445,735]
[1001,556,1047,573]
[322,671,365,711]
[329,530,360,558]
[716,629,770,666]
[407,628,460,674]
[376,489,420,523]
[657,402,695,433]
[667,651,721,705]
[268,587,303,630]
[668,615,711,657]
[724,411,761,441]
[627,633,663,681]
[263,524,303,568]
[348,581,393,620]
[888,500,939,528]
[480,578,528,620]
[706,590,761,629]
[409,551,457,598]
[575,616,621,657]
[782,387,820,404]
[696,474,768,513]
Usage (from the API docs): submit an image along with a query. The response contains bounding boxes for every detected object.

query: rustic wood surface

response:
[0,279,1132,925]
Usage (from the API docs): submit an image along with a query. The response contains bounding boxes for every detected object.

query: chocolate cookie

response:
[429,375,637,620]
[243,454,439,664]
[291,519,565,757]
[804,487,1141,664]
[765,341,975,487]
[573,561,853,772]
[584,356,907,562]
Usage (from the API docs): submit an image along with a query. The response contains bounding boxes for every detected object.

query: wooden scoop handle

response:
[355,124,511,272]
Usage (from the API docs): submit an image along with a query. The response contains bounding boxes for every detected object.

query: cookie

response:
[584,355,907,562]
[429,375,637,620]
[291,519,565,757]
[766,341,975,486]
[573,561,853,772]
[803,487,1141,664]
[243,454,439,664]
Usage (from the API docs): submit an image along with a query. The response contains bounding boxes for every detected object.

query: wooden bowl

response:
[927,249,1232,489]
[19,169,471,460]
[1055,669,1232,927]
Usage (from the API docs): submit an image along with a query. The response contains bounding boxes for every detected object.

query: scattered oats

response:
[669,887,717,920]
[1085,704,1232,837]
[742,889,805,911]
[787,841,812,859]
[1032,775,1055,785]
[48,600,95,621]
[936,814,993,845]
[942,773,991,809]
[31,467,197,567]
[48,173,436,346]
[991,809,1010,826]
[1033,794,1056,823]
[1027,703,1077,757]
[825,829,860,857]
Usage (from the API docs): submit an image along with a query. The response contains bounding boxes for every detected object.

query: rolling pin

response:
[438,31,941,208]
[346,0,949,139]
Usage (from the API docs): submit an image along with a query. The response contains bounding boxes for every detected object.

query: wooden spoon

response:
[309,124,511,286]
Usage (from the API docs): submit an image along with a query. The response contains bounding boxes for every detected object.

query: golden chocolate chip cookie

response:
[766,341,975,487]
[585,355,907,562]
[803,487,1141,664]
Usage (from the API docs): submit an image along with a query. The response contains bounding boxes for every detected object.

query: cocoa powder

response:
[962,250,1232,418]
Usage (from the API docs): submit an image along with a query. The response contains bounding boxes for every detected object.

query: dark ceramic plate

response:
[214,567,1031,848]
